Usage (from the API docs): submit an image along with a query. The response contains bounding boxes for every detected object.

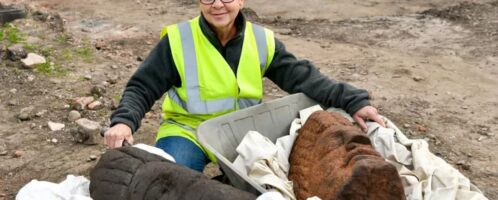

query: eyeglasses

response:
[200,0,235,5]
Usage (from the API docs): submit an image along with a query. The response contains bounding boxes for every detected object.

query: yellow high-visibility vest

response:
[157,16,275,162]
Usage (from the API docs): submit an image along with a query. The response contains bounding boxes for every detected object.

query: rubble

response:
[7,44,27,61]
[48,121,65,131]
[87,101,104,110]
[68,110,81,121]
[74,118,101,145]
[18,106,35,121]
[70,96,94,111]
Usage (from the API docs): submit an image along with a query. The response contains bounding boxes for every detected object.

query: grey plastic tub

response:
[196,93,319,195]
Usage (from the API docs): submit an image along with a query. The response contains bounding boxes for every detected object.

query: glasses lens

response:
[200,0,235,4]
[200,0,214,4]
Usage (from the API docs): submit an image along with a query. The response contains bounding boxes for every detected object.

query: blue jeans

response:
[155,136,208,172]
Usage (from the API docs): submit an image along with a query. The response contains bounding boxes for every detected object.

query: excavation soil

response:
[0,0,497,199]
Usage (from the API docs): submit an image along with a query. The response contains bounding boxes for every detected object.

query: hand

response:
[352,106,386,133]
[103,123,134,149]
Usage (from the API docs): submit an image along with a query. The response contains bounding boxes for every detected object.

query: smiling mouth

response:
[343,148,382,167]
[211,13,227,16]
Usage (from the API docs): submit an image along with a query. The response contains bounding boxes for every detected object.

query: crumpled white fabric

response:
[16,175,92,200]
[234,131,296,200]
[367,119,488,200]
[133,143,176,162]
[233,105,488,200]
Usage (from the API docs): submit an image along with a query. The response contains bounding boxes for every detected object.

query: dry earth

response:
[0,0,497,199]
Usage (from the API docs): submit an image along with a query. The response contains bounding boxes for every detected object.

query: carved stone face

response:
[288,111,404,200]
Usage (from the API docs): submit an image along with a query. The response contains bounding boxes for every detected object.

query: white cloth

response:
[234,131,296,200]
[16,175,92,200]
[133,143,176,162]
[367,119,488,200]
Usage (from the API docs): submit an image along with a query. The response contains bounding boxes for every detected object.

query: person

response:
[104,0,386,172]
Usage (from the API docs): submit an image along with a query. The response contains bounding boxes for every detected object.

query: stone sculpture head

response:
[288,111,405,200]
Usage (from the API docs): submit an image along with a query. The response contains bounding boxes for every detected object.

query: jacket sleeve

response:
[264,38,370,115]
[110,36,180,133]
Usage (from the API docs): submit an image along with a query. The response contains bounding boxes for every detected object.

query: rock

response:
[89,155,98,161]
[35,110,48,117]
[456,160,471,170]
[84,74,92,80]
[87,101,104,110]
[13,150,23,158]
[416,124,427,133]
[107,75,119,84]
[51,138,58,144]
[90,85,106,97]
[486,132,495,137]
[110,98,119,110]
[413,76,424,82]
[126,64,133,69]
[9,88,17,94]
[7,44,27,61]
[74,118,101,145]
[21,53,47,68]
[7,99,18,106]
[48,121,65,131]
[70,96,94,111]
[403,124,411,128]
[0,142,7,156]
[68,110,81,121]
[18,106,35,121]
[110,65,118,69]
[137,56,144,62]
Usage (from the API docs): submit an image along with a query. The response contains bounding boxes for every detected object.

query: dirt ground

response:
[0,0,497,199]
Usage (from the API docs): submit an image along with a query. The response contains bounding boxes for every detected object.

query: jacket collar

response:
[199,12,246,47]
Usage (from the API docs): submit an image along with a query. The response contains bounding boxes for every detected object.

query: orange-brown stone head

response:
[288,111,404,200]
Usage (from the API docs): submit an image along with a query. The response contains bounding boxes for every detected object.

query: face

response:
[289,111,404,200]
[199,0,244,30]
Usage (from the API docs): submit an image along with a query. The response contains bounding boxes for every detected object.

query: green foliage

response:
[56,33,71,45]
[75,46,94,63]
[23,43,39,52]
[0,23,25,44]
[35,61,67,76]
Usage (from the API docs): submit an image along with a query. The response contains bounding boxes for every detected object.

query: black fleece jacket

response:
[111,13,370,133]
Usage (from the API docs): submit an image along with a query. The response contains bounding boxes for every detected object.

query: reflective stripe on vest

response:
[167,21,270,114]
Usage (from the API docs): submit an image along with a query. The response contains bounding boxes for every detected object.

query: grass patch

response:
[35,62,67,76]
[56,33,71,45]
[60,48,74,60]
[0,23,26,44]
[23,43,39,52]
[75,46,94,63]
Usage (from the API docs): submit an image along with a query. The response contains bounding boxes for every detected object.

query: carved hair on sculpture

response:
[288,111,405,200]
